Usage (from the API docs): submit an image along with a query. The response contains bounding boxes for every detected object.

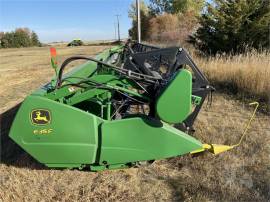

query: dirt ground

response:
[0,46,269,201]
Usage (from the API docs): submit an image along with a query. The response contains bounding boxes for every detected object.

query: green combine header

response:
[8,41,258,171]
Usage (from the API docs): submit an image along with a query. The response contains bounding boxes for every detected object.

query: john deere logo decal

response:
[31,109,51,125]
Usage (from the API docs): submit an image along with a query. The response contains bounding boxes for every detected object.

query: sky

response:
[0,0,138,43]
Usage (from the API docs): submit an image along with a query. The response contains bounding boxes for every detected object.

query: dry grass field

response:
[196,51,270,113]
[0,46,269,201]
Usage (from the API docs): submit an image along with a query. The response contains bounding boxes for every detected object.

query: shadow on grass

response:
[0,104,45,170]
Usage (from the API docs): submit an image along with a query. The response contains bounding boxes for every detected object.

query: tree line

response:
[129,0,270,54]
[0,28,41,48]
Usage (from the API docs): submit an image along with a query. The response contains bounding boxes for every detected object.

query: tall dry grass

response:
[194,50,270,111]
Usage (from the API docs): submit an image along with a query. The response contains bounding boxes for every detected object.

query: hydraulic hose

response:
[56,56,161,88]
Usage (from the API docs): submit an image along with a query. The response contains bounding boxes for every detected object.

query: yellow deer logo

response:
[31,109,50,125]
[34,111,48,122]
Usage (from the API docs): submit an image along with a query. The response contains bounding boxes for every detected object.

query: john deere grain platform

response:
[8,41,258,171]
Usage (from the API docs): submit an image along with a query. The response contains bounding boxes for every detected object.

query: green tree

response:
[0,32,15,48]
[149,0,205,15]
[14,28,32,47]
[31,31,41,46]
[173,0,205,15]
[0,28,41,48]
[149,0,174,15]
[190,0,270,54]
[0,32,4,48]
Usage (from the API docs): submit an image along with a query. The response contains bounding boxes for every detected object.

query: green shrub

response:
[190,0,270,54]
[0,28,41,48]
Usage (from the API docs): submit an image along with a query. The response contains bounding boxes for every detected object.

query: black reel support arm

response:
[123,41,213,131]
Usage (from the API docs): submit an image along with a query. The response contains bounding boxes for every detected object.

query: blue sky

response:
[0,0,138,42]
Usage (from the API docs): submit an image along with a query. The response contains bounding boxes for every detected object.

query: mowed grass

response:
[0,46,269,201]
